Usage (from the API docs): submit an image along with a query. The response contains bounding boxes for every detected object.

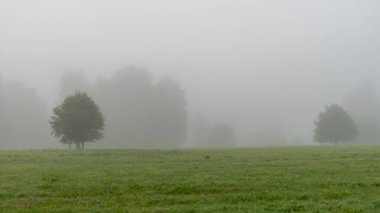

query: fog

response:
[1,0,380,148]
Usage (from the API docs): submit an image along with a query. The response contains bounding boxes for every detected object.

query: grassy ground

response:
[1,146,380,212]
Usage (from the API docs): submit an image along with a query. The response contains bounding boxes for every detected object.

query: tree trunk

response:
[69,143,71,150]
[76,143,80,150]
[81,142,84,150]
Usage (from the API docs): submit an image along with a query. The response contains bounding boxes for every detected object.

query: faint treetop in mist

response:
[91,65,187,148]
[0,79,50,149]
[189,113,236,148]
[189,113,210,147]
[208,123,236,147]
[60,70,90,98]
[344,82,380,144]
[242,126,288,147]
[152,76,187,147]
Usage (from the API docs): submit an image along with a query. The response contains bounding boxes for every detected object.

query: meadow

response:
[1,145,380,212]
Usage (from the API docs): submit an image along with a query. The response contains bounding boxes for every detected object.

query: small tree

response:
[314,104,358,144]
[50,92,104,149]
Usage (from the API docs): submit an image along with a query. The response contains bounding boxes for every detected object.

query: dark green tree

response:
[314,104,358,144]
[50,92,104,149]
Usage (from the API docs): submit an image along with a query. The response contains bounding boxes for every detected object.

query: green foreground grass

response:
[1,146,380,212]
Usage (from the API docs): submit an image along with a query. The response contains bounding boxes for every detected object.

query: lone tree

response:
[314,104,358,144]
[50,92,104,149]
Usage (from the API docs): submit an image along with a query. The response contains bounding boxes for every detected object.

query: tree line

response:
[0,79,51,148]
[52,66,237,149]
[314,82,380,144]
[0,66,237,149]
[0,67,379,148]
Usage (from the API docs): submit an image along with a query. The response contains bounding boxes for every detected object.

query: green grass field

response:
[1,146,380,212]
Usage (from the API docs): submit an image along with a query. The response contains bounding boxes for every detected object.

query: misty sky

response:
[1,0,380,143]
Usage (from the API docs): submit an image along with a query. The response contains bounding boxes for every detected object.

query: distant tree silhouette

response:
[60,71,90,98]
[152,77,187,148]
[0,80,50,149]
[242,126,288,147]
[50,92,104,149]
[344,82,380,144]
[189,114,236,148]
[92,66,187,148]
[92,66,154,148]
[314,104,358,144]
[188,113,211,147]
[208,123,236,147]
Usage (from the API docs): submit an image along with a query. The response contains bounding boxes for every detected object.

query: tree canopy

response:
[314,104,358,144]
[50,92,104,149]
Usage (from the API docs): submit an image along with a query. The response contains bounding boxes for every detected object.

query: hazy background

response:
[1,0,380,148]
